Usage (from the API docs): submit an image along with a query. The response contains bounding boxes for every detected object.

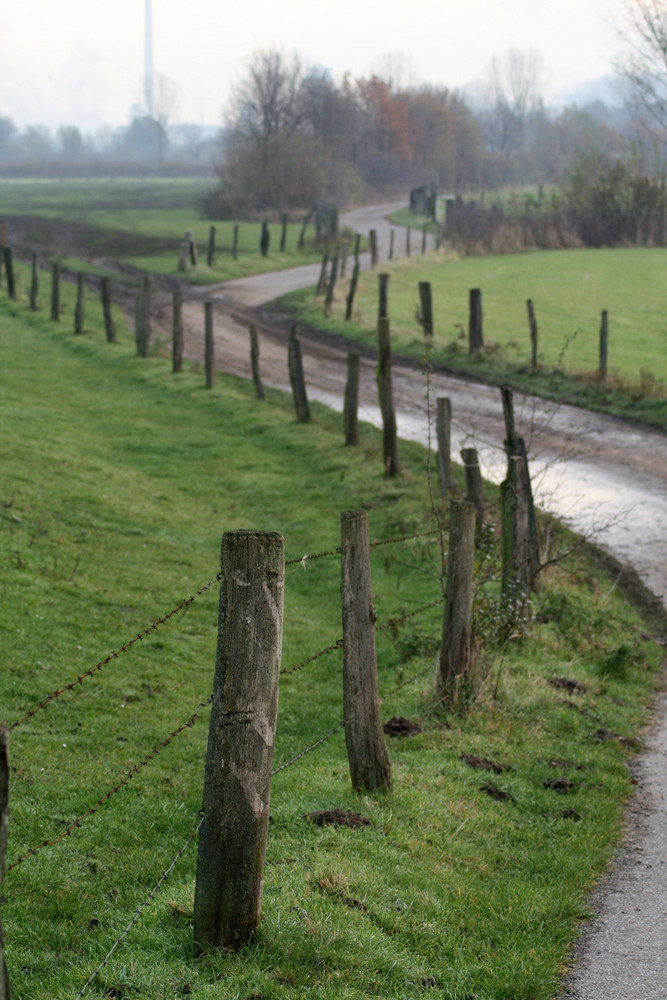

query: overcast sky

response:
[1,0,627,132]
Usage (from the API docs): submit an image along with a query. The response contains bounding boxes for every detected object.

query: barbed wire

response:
[380,662,435,703]
[272,720,345,775]
[280,638,343,676]
[284,527,441,569]
[76,810,204,999]
[375,598,442,635]
[7,695,213,873]
[10,576,220,732]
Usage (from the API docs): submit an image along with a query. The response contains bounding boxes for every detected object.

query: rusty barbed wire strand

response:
[286,547,340,566]
[375,598,442,635]
[10,575,221,732]
[280,639,343,676]
[76,810,205,999]
[7,695,213,873]
[370,528,440,549]
[272,720,346,775]
[284,527,441,569]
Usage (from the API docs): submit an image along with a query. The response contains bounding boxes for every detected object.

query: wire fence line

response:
[9,574,221,733]
[76,810,205,999]
[284,525,441,568]
[7,695,213,873]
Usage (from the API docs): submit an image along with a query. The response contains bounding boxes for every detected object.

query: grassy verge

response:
[1,272,664,1000]
[281,247,667,428]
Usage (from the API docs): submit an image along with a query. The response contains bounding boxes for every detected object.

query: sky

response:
[0,0,628,133]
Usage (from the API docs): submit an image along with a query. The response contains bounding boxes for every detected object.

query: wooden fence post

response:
[74,272,84,334]
[172,289,183,373]
[315,251,329,296]
[369,229,378,268]
[29,253,39,311]
[340,511,392,793]
[389,229,395,261]
[421,224,427,254]
[345,260,360,321]
[418,281,433,339]
[324,247,339,316]
[288,324,311,422]
[340,241,348,278]
[260,221,270,257]
[526,298,538,369]
[436,397,455,496]
[406,227,411,257]
[194,530,284,952]
[3,248,15,300]
[232,224,239,261]
[280,213,288,252]
[189,231,198,266]
[353,233,361,262]
[460,447,484,538]
[143,276,152,345]
[0,726,9,999]
[500,386,540,587]
[599,309,608,381]
[249,324,264,400]
[205,301,215,388]
[500,454,532,612]
[101,277,115,343]
[50,263,60,321]
[378,273,389,320]
[207,225,216,267]
[438,501,476,694]
[377,317,400,476]
[344,351,360,445]
[469,288,483,353]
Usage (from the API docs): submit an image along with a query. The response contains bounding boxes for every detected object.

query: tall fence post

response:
[418,281,433,339]
[232,224,239,261]
[406,227,411,257]
[599,309,608,381]
[29,253,39,311]
[207,225,216,267]
[500,453,533,613]
[436,397,455,497]
[377,316,400,476]
[469,288,483,353]
[345,260,360,321]
[526,298,538,369]
[315,251,329,296]
[500,385,540,588]
[288,324,311,422]
[369,229,378,268]
[280,213,288,252]
[324,247,339,316]
[204,301,215,388]
[2,248,15,300]
[378,273,389,320]
[101,277,115,343]
[0,726,9,999]
[135,295,148,357]
[344,351,360,445]
[260,221,270,257]
[143,275,152,345]
[340,511,392,792]
[460,447,485,539]
[421,224,427,254]
[74,272,84,334]
[249,324,264,400]
[50,263,60,321]
[194,530,284,952]
[438,500,476,694]
[172,290,183,373]
[389,229,395,260]
[353,233,361,262]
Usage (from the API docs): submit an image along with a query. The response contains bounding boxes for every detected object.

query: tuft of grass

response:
[0,271,664,1000]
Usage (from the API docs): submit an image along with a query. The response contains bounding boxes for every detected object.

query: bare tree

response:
[230,49,304,142]
[616,0,667,131]
[482,48,546,157]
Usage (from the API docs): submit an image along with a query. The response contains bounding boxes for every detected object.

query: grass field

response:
[1,272,664,999]
[0,178,325,282]
[283,246,667,427]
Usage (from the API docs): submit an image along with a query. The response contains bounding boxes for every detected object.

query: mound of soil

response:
[460,752,514,774]
[479,781,516,802]
[543,777,577,793]
[383,716,421,737]
[548,676,588,694]
[305,809,372,829]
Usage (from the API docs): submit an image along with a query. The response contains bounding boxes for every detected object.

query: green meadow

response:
[0,267,664,999]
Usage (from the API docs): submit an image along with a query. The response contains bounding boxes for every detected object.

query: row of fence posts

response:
[178,213,318,273]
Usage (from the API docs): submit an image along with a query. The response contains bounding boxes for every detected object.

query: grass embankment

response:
[0,178,325,283]
[1,268,664,1000]
[283,246,667,428]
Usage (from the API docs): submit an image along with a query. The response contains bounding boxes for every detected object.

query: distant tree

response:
[615,0,667,131]
[0,116,17,159]
[57,125,85,161]
[481,48,546,158]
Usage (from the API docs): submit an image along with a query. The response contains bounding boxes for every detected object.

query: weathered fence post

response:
[369,229,378,268]
[421,224,427,254]
[143,275,152,345]
[340,241,349,278]
[207,225,216,267]
[378,273,389,320]
[500,385,540,588]
[436,397,455,496]
[460,447,485,538]
[249,324,264,400]
[288,324,311,422]
[599,309,608,381]
[135,296,146,356]
[74,272,84,334]
[280,213,288,252]
[418,281,433,339]
[345,260,360,321]
[101,277,115,342]
[3,248,15,300]
[194,530,284,952]
[260,221,270,257]
[526,298,538,369]
[500,453,533,613]
[340,511,392,792]
[315,251,329,296]
[189,230,198,266]
[389,229,395,260]
[29,253,39,311]
[377,317,400,476]
[0,725,10,999]
[438,501,476,694]
[324,247,339,316]
[469,288,483,353]
[204,301,215,388]
[353,233,361,262]
[406,227,411,257]
[172,290,183,373]
[50,263,60,321]
[344,351,360,445]
[232,224,239,261]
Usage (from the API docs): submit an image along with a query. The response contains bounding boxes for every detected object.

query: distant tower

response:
[144,0,155,118]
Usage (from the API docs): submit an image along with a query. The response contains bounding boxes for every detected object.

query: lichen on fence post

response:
[194,530,284,952]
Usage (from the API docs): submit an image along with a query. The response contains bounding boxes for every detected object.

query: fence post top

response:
[222,529,283,545]
[340,509,368,526]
